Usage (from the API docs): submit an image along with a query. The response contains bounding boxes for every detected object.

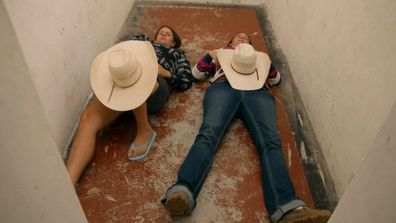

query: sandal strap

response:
[130,142,148,151]
[128,131,157,161]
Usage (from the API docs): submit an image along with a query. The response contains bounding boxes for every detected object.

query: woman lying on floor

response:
[161,32,331,223]
[66,26,194,186]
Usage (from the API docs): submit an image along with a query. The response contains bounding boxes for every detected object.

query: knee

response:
[195,127,223,150]
[78,109,101,132]
[190,137,217,158]
[199,125,221,141]
[262,137,281,152]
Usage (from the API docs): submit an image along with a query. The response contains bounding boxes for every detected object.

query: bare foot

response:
[128,130,156,160]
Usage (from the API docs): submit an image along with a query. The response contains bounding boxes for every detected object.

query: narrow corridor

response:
[75,3,329,222]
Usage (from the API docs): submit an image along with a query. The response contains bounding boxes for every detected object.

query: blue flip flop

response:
[128,131,157,161]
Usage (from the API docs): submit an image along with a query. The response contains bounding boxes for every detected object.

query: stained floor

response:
[76,3,317,223]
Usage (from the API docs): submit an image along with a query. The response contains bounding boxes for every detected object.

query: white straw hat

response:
[217,43,270,90]
[90,40,158,111]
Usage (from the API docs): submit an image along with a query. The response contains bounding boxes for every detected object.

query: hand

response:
[208,51,218,63]
[208,51,220,69]
[158,64,172,78]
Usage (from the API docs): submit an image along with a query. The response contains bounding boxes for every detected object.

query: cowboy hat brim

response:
[217,48,270,90]
[90,40,158,111]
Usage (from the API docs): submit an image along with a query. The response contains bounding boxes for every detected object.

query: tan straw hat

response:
[90,40,158,111]
[217,43,271,90]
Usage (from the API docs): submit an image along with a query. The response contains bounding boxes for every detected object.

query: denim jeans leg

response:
[240,88,305,221]
[176,82,241,201]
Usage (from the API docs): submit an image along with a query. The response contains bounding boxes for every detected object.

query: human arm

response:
[158,64,172,78]
[266,63,281,87]
[191,51,218,81]
[168,49,194,91]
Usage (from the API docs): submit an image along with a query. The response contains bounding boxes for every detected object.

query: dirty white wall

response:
[156,0,265,5]
[265,0,396,196]
[1,0,135,221]
[0,1,86,221]
[328,103,396,223]
[3,0,136,154]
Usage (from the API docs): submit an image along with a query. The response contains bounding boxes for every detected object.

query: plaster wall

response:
[154,0,265,5]
[265,0,396,196]
[0,1,86,221]
[3,0,136,153]
[328,103,396,222]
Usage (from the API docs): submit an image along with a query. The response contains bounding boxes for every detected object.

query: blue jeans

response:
[163,81,305,222]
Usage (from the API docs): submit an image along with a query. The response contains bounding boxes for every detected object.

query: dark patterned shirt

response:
[120,33,194,91]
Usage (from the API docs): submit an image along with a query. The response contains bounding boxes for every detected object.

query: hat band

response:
[107,68,142,103]
[231,64,259,80]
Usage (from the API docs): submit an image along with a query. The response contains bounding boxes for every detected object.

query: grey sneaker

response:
[278,206,331,223]
[164,191,189,216]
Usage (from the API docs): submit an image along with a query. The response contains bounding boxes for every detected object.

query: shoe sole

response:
[280,209,331,223]
[165,191,189,216]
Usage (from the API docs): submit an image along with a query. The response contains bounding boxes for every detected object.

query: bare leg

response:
[66,98,122,185]
[128,102,155,158]
[128,81,160,158]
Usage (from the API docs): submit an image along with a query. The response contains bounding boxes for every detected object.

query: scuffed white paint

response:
[299,141,307,161]
[287,143,292,167]
[297,113,304,127]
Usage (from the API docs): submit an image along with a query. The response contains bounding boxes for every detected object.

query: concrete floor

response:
[75,3,324,222]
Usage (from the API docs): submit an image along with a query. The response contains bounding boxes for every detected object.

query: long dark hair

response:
[226,32,252,46]
[154,25,182,49]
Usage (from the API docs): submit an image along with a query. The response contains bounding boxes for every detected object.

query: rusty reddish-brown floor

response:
[76,4,315,222]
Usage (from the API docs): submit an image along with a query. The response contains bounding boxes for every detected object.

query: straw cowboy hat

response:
[217,43,271,90]
[90,40,158,111]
